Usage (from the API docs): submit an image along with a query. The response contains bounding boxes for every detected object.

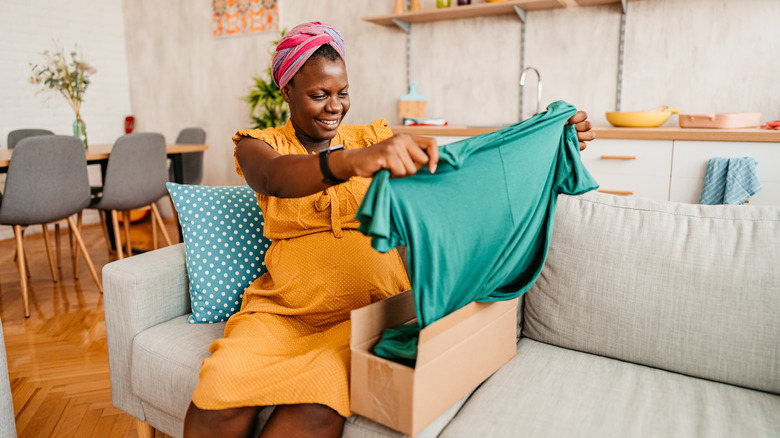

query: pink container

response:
[678,112,761,129]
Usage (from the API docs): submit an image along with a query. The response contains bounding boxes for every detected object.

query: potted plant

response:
[244,31,289,129]
[29,42,96,147]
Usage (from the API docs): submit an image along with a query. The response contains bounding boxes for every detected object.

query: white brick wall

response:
[0,0,132,241]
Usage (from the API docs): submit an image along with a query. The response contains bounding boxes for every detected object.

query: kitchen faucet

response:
[520,66,542,119]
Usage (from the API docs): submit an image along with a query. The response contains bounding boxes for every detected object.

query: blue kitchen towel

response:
[698,157,761,205]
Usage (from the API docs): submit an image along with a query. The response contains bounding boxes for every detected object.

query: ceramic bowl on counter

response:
[605,107,680,128]
[678,112,761,129]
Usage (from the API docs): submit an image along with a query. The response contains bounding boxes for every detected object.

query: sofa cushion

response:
[132,315,465,438]
[167,183,271,323]
[523,192,780,394]
[440,338,780,438]
[132,315,225,419]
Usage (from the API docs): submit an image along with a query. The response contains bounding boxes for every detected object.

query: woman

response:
[184,22,594,438]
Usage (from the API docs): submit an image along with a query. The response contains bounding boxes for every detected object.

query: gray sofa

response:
[103,192,780,437]
[0,318,17,438]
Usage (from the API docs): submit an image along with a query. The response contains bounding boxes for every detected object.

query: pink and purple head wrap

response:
[272,22,346,89]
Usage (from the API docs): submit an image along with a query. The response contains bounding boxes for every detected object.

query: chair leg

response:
[98,210,113,255]
[13,225,30,318]
[111,210,124,260]
[122,210,133,257]
[73,212,83,275]
[68,219,77,274]
[41,224,58,283]
[151,206,158,250]
[150,203,173,247]
[66,216,102,294]
[20,226,32,279]
[135,419,155,438]
[55,223,62,270]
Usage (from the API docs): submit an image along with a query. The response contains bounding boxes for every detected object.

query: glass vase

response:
[437,0,451,7]
[73,114,88,148]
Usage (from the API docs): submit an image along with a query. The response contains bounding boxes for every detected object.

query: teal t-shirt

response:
[356,101,599,362]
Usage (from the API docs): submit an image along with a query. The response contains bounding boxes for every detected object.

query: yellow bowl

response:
[606,108,680,128]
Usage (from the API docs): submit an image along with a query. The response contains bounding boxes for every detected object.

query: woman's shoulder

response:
[339,118,393,147]
[232,125,289,151]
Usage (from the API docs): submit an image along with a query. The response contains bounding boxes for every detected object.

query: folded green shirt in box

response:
[357,100,599,362]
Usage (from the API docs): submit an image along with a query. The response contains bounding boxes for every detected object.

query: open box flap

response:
[351,289,416,348]
[417,298,518,365]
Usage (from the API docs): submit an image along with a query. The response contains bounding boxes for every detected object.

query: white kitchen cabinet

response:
[584,138,780,205]
[429,136,469,146]
[581,139,673,201]
[669,141,780,205]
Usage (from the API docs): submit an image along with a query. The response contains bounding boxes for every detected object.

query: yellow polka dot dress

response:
[191,119,410,417]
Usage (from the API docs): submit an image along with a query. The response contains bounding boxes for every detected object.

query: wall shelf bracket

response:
[513,5,527,23]
[615,1,627,111]
[391,18,411,34]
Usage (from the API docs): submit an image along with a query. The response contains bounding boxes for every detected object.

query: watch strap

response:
[319,145,348,185]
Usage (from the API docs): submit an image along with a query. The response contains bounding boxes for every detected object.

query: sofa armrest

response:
[0,318,17,438]
[102,243,191,420]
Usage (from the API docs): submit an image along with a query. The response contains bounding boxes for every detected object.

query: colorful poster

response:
[213,0,279,36]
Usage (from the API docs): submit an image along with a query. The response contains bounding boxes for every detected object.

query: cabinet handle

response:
[598,189,634,196]
[600,155,636,160]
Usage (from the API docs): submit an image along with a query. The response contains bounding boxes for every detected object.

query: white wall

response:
[0,0,132,147]
[0,0,133,240]
[118,0,779,188]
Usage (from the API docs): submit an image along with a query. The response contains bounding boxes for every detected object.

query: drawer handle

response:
[598,189,634,196]
[600,155,637,160]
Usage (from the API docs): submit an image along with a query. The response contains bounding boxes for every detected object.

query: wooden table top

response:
[0,143,209,168]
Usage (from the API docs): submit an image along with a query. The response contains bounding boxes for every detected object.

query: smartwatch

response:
[319,144,348,185]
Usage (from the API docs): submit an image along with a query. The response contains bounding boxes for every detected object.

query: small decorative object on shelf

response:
[437,0,451,7]
[393,0,405,13]
[29,41,96,148]
[399,82,427,121]
[124,116,135,134]
[410,0,421,11]
[458,0,471,4]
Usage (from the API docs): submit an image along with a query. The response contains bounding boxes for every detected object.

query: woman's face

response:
[282,56,350,149]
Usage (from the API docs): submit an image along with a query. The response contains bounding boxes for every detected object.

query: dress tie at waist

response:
[314,187,344,237]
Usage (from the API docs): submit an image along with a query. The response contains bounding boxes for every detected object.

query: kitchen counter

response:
[390,125,780,143]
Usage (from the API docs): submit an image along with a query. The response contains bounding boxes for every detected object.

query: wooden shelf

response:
[363,0,565,27]
[363,0,636,27]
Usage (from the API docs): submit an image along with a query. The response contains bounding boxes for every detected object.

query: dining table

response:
[0,142,209,245]
[0,142,208,180]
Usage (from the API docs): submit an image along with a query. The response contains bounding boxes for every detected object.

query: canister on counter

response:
[399,82,426,121]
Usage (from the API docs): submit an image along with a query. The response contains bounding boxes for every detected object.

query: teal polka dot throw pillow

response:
[167,183,271,323]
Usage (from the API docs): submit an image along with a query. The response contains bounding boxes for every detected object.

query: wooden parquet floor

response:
[0,215,178,437]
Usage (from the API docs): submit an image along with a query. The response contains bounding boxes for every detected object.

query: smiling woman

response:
[182,22,438,438]
[182,20,595,438]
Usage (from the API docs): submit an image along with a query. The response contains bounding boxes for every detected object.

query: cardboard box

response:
[351,290,518,436]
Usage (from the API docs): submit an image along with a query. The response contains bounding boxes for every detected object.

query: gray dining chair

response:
[7,128,54,149]
[5,129,66,272]
[168,127,206,184]
[0,135,102,317]
[90,132,172,259]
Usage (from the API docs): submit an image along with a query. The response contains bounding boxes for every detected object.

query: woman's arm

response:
[235,133,439,198]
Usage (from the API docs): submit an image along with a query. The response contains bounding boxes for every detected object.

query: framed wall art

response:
[213,0,279,37]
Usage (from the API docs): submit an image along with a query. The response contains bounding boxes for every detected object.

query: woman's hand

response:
[567,111,596,151]
[343,134,439,178]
